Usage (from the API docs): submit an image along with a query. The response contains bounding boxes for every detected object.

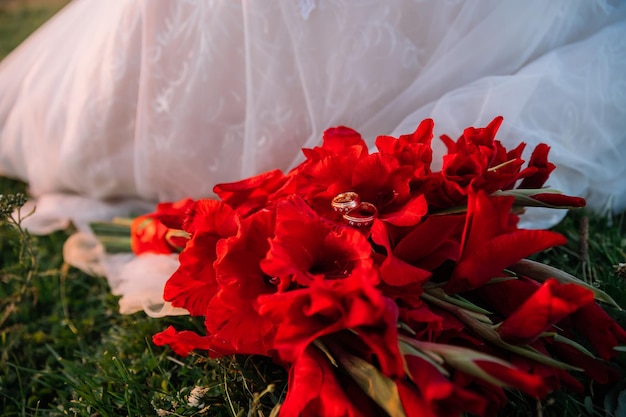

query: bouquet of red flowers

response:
[128,117,624,417]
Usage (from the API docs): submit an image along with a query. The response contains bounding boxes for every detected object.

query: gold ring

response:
[343,202,378,228]
[331,192,361,213]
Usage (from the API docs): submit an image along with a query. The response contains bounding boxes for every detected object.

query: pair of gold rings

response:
[331,192,378,228]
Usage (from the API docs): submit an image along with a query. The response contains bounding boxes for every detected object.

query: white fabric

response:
[62,232,187,316]
[1,0,625,315]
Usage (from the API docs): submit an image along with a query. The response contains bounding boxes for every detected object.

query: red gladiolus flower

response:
[416,117,535,208]
[439,117,503,171]
[258,267,404,378]
[279,346,377,417]
[295,149,369,216]
[369,220,431,289]
[550,341,621,385]
[526,192,586,208]
[473,360,550,398]
[261,195,373,291]
[402,355,487,417]
[398,302,445,341]
[131,215,176,254]
[469,275,541,318]
[163,199,239,316]
[392,214,465,271]
[205,209,278,355]
[213,169,289,217]
[395,381,437,417]
[479,142,526,193]
[130,198,193,254]
[297,136,428,226]
[301,126,369,162]
[497,279,594,345]
[153,198,195,230]
[375,118,434,178]
[350,153,426,226]
[445,190,567,294]
[459,116,504,150]
[518,143,556,189]
[570,303,626,360]
[442,152,487,189]
[294,126,368,201]
[414,172,468,209]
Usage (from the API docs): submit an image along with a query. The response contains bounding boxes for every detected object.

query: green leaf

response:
[398,339,449,377]
[89,218,134,253]
[334,350,407,417]
[400,336,523,389]
[89,220,132,237]
[421,291,493,324]
[493,189,583,209]
[94,236,132,253]
[543,332,596,358]
[425,287,492,315]
[312,340,338,368]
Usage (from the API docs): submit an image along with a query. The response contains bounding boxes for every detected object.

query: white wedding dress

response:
[1,0,625,315]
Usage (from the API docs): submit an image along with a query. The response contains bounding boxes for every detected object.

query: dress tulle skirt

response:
[1,0,625,314]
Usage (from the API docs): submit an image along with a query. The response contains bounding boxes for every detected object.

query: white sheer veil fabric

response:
[1,0,625,315]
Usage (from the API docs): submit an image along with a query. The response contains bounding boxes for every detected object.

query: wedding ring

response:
[331,192,361,213]
[343,202,378,228]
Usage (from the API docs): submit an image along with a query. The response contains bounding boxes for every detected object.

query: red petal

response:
[404,355,487,417]
[163,237,219,315]
[498,279,594,345]
[213,169,289,217]
[163,201,241,315]
[130,215,174,255]
[258,269,403,377]
[475,360,550,398]
[154,198,195,229]
[204,288,276,355]
[183,199,238,236]
[393,214,464,270]
[152,326,213,357]
[518,144,556,189]
[447,229,567,293]
[395,381,436,417]
[261,195,372,289]
[528,193,586,208]
[463,116,503,148]
[551,341,621,385]
[279,347,372,417]
[370,220,431,287]
[322,126,367,155]
[381,194,428,227]
[352,153,404,201]
[446,191,567,293]
[571,303,626,360]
